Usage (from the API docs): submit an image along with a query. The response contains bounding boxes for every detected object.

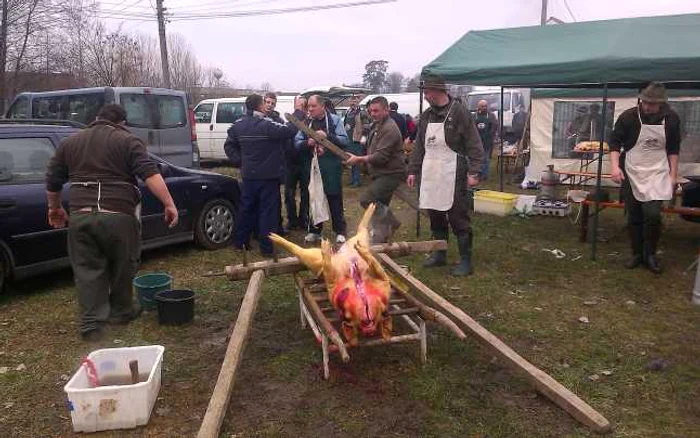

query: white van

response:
[359,93,429,118]
[466,87,530,131]
[5,87,199,168]
[193,96,295,161]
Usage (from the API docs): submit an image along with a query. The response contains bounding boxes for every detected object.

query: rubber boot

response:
[644,224,662,274]
[450,233,473,277]
[424,230,448,268]
[625,224,644,269]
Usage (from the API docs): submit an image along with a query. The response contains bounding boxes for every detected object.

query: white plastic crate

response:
[64,345,164,433]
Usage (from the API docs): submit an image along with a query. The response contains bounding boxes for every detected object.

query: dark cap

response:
[420,73,448,91]
[639,82,668,103]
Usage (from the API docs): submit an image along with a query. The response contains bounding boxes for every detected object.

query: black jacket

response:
[224,109,304,180]
[390,110,408,139]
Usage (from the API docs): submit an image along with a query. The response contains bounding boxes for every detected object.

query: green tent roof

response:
[422,13,700,88]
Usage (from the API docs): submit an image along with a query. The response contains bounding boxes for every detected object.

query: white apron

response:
[419,103,457,211]
[624,111,673,202]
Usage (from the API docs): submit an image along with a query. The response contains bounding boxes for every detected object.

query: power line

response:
[168,0,397,20]
[562,0,576,22]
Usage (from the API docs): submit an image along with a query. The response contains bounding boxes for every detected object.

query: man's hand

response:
[344,154,365,166]
[610,166,625,184]
[164,205,179,228]
[468,174,480,187]
[315,145,325,156]
[48,207,69,229]
[315,130,327,140]
[407,174,416,188]
[308,138,317,147]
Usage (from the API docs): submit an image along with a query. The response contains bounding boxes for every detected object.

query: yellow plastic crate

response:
[473,190,519,216]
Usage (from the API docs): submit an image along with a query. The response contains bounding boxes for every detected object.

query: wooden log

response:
[293,274,351,363]
[377,253,612,434]
[197,270,266,438]
[224,240,447,281]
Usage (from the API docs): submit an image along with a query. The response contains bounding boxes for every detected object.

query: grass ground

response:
[1,168,699,438]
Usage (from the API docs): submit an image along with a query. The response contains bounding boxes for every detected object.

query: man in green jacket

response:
[346,96,405,242]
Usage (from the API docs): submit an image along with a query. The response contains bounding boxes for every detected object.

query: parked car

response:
[5,87,200,168]
[0,121,240,293]
[193,96,296,162]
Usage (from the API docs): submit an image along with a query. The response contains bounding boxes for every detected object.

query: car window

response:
[155,95,187,128]
[194,103,214,124]
[121,94,155,129]
[0,137,55,184]
[30,93,105,125]
[216,102,245,124]
[6,96,30,119]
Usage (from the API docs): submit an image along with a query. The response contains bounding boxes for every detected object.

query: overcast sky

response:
[103,0,700,91]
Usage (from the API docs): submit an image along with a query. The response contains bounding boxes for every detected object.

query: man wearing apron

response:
[46,104,179,341]
[610,82,681,274]
[407,74,485,276]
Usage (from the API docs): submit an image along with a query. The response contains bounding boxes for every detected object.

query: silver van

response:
[5,87,200,168]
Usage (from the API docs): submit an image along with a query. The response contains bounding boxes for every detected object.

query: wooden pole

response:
[224,240,447,281]
[198,270,266,438]
[377,253,612,434]
[293,274,350,362]
[389,278,466,340]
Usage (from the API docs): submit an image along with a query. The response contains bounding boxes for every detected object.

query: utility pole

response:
[540,0,548,26]
[0,0,8,113]
[156,0,171,88]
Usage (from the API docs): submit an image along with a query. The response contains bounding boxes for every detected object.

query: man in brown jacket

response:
[407,74,484,276]
[46,104,178,341]
[346,96,405,242]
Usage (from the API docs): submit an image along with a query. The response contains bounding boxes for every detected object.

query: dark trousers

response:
[235,178,281,255]
[284,166,308,229]
[623,178,662,256]
[360,173,403,208]
[309,192,347,236]
[428,180,472,238]
[481,141,494,180]
[68,212,140,334]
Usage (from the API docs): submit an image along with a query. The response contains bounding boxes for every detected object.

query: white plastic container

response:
[515,195,537,215]
[473,190,519,216]
[64,345,164,433]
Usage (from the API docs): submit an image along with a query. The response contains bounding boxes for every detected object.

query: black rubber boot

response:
[450,233,473,276]
[644,224,662,274]
[625,224,644,269]
[424,230,448,268]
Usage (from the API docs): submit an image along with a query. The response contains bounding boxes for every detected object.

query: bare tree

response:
[167,33,202,96]
[387,71,404,94]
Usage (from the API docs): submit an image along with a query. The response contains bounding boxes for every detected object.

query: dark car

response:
[0,122,240,293]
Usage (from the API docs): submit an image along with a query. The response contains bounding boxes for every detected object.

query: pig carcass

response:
[269,204,392,346]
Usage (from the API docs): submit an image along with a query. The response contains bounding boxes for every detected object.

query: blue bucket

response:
[133,273,173,311]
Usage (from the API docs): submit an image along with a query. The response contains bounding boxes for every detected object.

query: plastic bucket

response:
[154,289,195,325]
[133,273,173,311]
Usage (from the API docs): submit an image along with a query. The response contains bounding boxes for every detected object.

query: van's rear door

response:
[211,102,245,160]
[153,93,192,167]
[118,92,161,157]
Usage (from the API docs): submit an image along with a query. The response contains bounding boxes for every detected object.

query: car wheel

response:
[195,198,236,250]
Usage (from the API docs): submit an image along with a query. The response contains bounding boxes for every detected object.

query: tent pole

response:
[499,86,504,192]
[417,82,424,238]
[590,84,609,261]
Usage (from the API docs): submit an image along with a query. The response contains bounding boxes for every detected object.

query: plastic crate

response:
[473,190,519,216]
[64,345,164,433]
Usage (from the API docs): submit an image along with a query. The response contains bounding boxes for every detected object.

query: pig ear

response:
[321,239,336,289]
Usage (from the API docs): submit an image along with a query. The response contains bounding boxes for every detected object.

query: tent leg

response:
[417,84,424,238]
[590,84,609,261]
[499,86,505,192]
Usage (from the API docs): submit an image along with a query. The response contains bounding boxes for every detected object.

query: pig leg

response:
[353,242,389,282]
[342,321,360,347]
[381,315,393,340]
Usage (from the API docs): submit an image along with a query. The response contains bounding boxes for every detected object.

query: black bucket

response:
[154,289,195,325]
